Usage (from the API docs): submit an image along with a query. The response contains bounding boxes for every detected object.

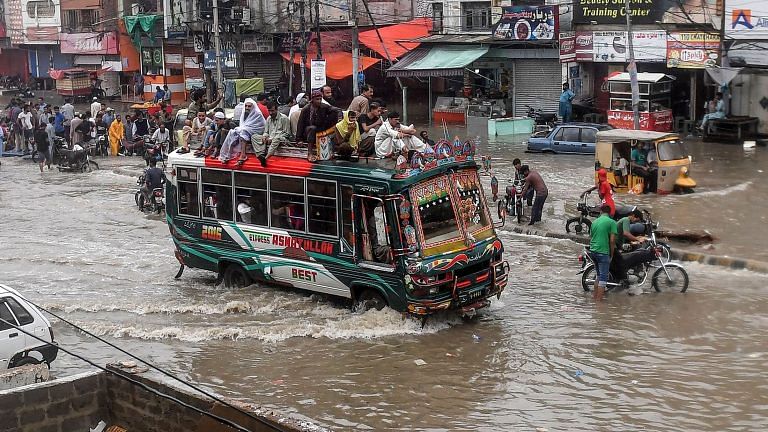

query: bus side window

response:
[235,172,267,226]
[340,186,354,252]
[307,179,337,237]
[201,169,233,221]
[270,176,306,232]
[357,197,392,265]
[177,168,199,217]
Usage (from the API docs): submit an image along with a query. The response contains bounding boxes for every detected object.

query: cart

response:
[51,69,92,103]
[605,72,674,132]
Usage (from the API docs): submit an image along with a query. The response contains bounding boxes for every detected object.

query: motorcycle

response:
[56,143,100,172]
[95,124,109,156]
[32,136,68,165]
[526,105,558,130]
[497,178,527,224]
[142,137,166,167]
[17,87,35,98]
[577,240,688,294]
[135,172,165,214]
[565,191,639,234]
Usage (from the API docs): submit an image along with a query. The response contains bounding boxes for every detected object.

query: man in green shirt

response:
[616,209,644,250]
[589,204,617,300]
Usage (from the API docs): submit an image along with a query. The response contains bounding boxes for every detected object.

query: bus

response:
[165,140,509,317]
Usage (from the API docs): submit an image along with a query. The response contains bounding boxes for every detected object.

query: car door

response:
[553,127,580,153]
[579,127,598,154]
[0,299,24,369]
[5,297,45,350]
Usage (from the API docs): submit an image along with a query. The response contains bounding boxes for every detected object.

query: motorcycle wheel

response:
[496,200,505,220]
[581,264,596,292]
[137,194,146,212]
[516,199,524,224]
[31,151,39,163]
[88,160,99,171]
[134,191,140,208]
[651,264,689,293]
[566,217,591,234]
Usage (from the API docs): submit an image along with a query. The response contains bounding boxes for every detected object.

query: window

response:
[431,3,443,33]
[0,302,17,331]
[270,176,305,231]
[453,172,491,239]
[581,128,597,144]
[462,2,491,31]
[562,127,580,142]
[658,140,687,161]
[235,172,268,226]
[6,298,33,326]
[177,168,200,217]
[358,197,392,264]
[418,194,460,245]
[26,0,55,18]
[307,179,337,237]
[62,10,100,30]
[201,169,233,221]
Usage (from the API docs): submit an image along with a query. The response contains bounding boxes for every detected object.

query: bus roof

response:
[167,148,479,189]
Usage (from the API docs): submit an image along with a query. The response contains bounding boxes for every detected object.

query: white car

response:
[0,284,58,369]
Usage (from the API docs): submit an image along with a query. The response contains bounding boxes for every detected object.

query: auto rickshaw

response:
[595,129,696,194]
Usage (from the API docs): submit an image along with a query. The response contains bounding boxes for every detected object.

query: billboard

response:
[573,0,719,27]
[593,31,626,62]
[667,32,720,69]
[727,1,768,40]
[560,32,575,62]
[164,0,189,39]
[492,6,558,41]
[60,32,119,54]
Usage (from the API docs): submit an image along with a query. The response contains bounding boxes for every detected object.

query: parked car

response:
[526,123,613,154]
[0,284,58,369]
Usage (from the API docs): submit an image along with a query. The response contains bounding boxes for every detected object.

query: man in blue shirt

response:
[559,82,575,123]
[53,106,66,138]
[153,86,166,103]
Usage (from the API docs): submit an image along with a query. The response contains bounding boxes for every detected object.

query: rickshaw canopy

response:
[596,129,679,143]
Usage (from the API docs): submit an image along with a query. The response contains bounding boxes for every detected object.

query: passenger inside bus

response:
[272,200,305,231]
[237,196,252,224]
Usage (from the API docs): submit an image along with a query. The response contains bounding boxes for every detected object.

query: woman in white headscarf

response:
[219,98,266,163]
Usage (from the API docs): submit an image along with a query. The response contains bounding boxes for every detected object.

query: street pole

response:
[314,0,322,59]
[289,27,295,98]
[213,0,223,103]
[299,0,308,91]
[625,0,640,130]
[351,0,359,97]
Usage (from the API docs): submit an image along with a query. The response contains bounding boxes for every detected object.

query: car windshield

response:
[658,140,687,161]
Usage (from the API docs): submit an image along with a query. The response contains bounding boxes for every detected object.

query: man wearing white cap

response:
[90,97,102,120]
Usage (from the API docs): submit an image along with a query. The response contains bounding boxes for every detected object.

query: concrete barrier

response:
[0,363,50,390]
[508,225,768,274]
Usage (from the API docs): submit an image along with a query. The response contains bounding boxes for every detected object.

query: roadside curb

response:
[507,225,768,274]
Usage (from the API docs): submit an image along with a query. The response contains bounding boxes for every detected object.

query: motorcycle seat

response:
[614,203,636,218]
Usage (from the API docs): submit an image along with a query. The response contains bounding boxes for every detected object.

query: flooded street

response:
[0,138,766,431]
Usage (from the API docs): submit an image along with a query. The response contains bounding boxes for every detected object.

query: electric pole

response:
[625,0,640,130]
[314,0,323,59]
[213,0,223,104]
[300,0,308,91]
[351,0,359,96]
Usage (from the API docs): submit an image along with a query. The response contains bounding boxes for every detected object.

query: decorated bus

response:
[165,141,509,317]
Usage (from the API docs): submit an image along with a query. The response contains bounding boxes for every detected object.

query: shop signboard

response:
[573,0,719,26]
[727,1,768,39]
[667,32,720,68]
[593,31,626,63]
[607,110,673,132]
[632,31,666,63]
[163,0,189,39]
[141,48,164,67]
[311,59,327,89]
[492,6,558,41]
[204,50,237,70]
[60,32,119,55]
[560,32,575,63]
[575,32,593,61]
[242,35,274,53]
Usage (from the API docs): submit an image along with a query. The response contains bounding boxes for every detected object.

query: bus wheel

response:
[354,289,387,312]
[222,264,251,288]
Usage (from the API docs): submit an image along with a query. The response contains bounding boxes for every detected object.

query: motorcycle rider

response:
[141,159,165,208]
[512,158,534,206]
[581,168,615,217]
[151,122,170,149]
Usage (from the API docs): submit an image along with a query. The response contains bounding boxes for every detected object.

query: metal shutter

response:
[513,59,562,117]
[242,53,284,91]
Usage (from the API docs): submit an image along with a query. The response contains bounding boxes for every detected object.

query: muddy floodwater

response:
[0,138,766,431]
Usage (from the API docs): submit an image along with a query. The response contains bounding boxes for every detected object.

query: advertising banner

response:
[593,31,626,63]
[142,48,164,67]
[204,50,237,70]
[632,30,667,63]
[607,110,673,132]
[311,59,327,90]
[60,32,119,55]
[573,0,719,26]
[727,1,768,40]
[667,32,720,68]
[164,0,189,39]
[559,32,575,63]
[575,32,593,61]
[492,6,558,41]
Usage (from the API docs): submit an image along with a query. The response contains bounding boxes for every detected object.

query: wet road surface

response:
[0,140,766,431]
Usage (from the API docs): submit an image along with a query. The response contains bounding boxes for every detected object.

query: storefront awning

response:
[386,46,489,78]
[280,52,380,80]
[358,18,432,60]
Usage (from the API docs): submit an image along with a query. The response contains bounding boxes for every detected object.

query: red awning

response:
[359,18,432,61]
[280,52,381,80]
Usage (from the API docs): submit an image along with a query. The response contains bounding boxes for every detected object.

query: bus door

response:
[352,195,395,270]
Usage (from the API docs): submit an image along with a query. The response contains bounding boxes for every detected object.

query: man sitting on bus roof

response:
[374,111,427,159]
[296,90,342,162]
[219,98,266,164]
[248,100,292,167]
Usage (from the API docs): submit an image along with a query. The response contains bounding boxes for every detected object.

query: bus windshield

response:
[410,170,491,253]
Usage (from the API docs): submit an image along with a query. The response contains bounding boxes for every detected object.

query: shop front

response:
[241,35,284,90]
[606,72,673,131]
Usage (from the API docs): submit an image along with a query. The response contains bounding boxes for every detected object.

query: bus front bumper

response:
[406,261,509,316]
